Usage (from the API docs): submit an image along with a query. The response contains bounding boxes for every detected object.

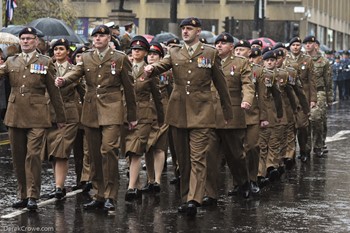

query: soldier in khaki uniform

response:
[0,27,66,210]
[144,17,233,216]
[120,23,133,52]
[204,33,254,205]
[303,36,332,157]
[55,25,137,212]
[285,37,317,162]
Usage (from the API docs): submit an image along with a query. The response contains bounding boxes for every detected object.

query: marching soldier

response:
[55,25,137,212]
[285,37,317,162]
[144,17,233,216]
[0,27,66,210]
[120,23,133,52]
[303,36,332,157]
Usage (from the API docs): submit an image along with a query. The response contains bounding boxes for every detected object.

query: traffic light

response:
[223,16,229,32]
[235,19,240,33]
[291,22,299,37]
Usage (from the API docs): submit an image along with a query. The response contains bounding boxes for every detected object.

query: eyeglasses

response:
[20,37,36,41]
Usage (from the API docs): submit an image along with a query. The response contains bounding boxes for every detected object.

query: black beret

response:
[19,27,37,38]
[303,35,316,43]
[52,38,70,50]
[274,49,284,57]
[249,48,262,58]
[215,33,234,44]
[272,42,285,50]
[166,37,180,45]
[91,25,110,36]
[324,50,333,55]
[251,39,263,47]
[199,38,208,44]
[289,37,302,45]
[334,54,341,59]
[262,46,272,55]
[72,45,89,60]
[126,48,132,55]
[180,17,202,28]
[130,35,150,50]
[234,40,251,49]
[149,42,164,57]
[263,50,277,60]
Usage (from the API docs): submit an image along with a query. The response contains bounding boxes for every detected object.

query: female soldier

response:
[46,39,81,199]
[124,36,164,201]
[142,42,172,193]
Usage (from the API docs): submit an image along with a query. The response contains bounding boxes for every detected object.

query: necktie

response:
[99,53,104,61]
[24,54,29,63]
[133,64,139,75]
[58,64,64,76]
[188,47,194,56]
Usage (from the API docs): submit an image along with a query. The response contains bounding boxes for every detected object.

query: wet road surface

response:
[0,101,350,232]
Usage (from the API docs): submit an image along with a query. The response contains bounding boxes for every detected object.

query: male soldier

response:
[204,32,254,205]
[234,40,251,57]
[285,37,317,162]
[341,51,350,100]
[120,23,133,52]
[250,39,263,51]
[144,17,233,216]
[303,35,332,157]
[55,25,137,212]
[105,22,121,51]
[0,27,66,210]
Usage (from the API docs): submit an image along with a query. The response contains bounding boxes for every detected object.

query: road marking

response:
[325,130,350,143]
[1,189,83,219]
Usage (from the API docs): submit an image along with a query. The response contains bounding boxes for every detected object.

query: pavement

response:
[0,100,350,232]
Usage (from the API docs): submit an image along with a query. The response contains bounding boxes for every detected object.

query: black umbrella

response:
[27,17,88,44]
[152,32,178,43]
[1,25,45,38]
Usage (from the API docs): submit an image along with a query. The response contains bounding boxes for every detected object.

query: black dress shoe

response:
[55,187,66,200]
[323,145,328,154]
[83,200,104,210]
[125,188,141,201]
[178,203,187,213]
[257,176,270,188]
[141,183,154,193]
[267,168,280,182]
[228,185,239,196]
[187,200,199,216]
[301,154,309,162]
[239,181,251,199]
[202,196,217,207]
[278,166,285,178]
[314,148,324,158]
[250,181,260,194]
[104,199,115,211]
[285,158,294,170]
[48,188,57,199]
[169,177,180,185]
[12,199,28,208]
[153,182,161,193]
[82,182,92,193]
[27,198,38,210]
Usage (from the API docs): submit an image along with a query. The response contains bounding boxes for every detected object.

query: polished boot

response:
[250,181,260,194]
[83,200,104,210]
[178,203,188,213]
[55,187,66,200]
[202,196,217,207]
[12,199,28,208]
[125,188,141,201]
[104,199,115,211]
[186,200,199,217]
[239,181,251,199]
[257,176,270,188]
[228,185,239,196]
[27,198,38,210]
[300,153,310,162]
[284,158,294,171]
[267,167,280,182]
[314,148,324,158]
[141,183,154,193]
[153,182,161,193]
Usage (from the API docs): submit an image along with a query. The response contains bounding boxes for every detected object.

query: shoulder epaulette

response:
[202,44,216,50]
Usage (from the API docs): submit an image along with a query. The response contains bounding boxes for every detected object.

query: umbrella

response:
[142,34,154,43]
[1,25,45,38]
[152,32,178,43]
[0,32,20,45]
[249,37,276,48]
[27,17,88,44]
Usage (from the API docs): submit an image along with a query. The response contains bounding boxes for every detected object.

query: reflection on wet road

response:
[0,101,350,232]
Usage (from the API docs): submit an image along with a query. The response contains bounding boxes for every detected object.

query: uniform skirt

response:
[46,122,79,160]
[146,122,169,152]
[125,123,152,156]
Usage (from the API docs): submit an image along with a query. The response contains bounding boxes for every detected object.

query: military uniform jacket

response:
[133,62,164,124]
[332,61,344,81]
[120,33,131,52]
[49,62,81,123]
[311,54,333,103]
[62,48,137,128]
[151,43,233,128]
[245,63,262,125]
[257,68,283,128]
[0,51,66,128]
[212,54,255,129]
[285,52,317,103]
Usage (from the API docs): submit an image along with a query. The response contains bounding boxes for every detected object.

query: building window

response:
[186,0,220,4]
[146,0,170,3]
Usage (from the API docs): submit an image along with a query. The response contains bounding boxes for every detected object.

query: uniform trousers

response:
[244,124,260,182]
[9,127,45,199]
[171,126,212,204]
[284,122,297,159]
[308,91,327,150]
[258,126,280,177]
[85,125,120,201]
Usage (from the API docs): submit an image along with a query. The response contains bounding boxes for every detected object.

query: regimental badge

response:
[61,39,65,43]
[111,61,116,75]
[223,35,227,40]
[150,45,155,50]
[192,20,196,25]
[137,41,140,45]
[198,57,212,68]
[240,40,244,44]
[101,27,105,33]
[28,28,32,32]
